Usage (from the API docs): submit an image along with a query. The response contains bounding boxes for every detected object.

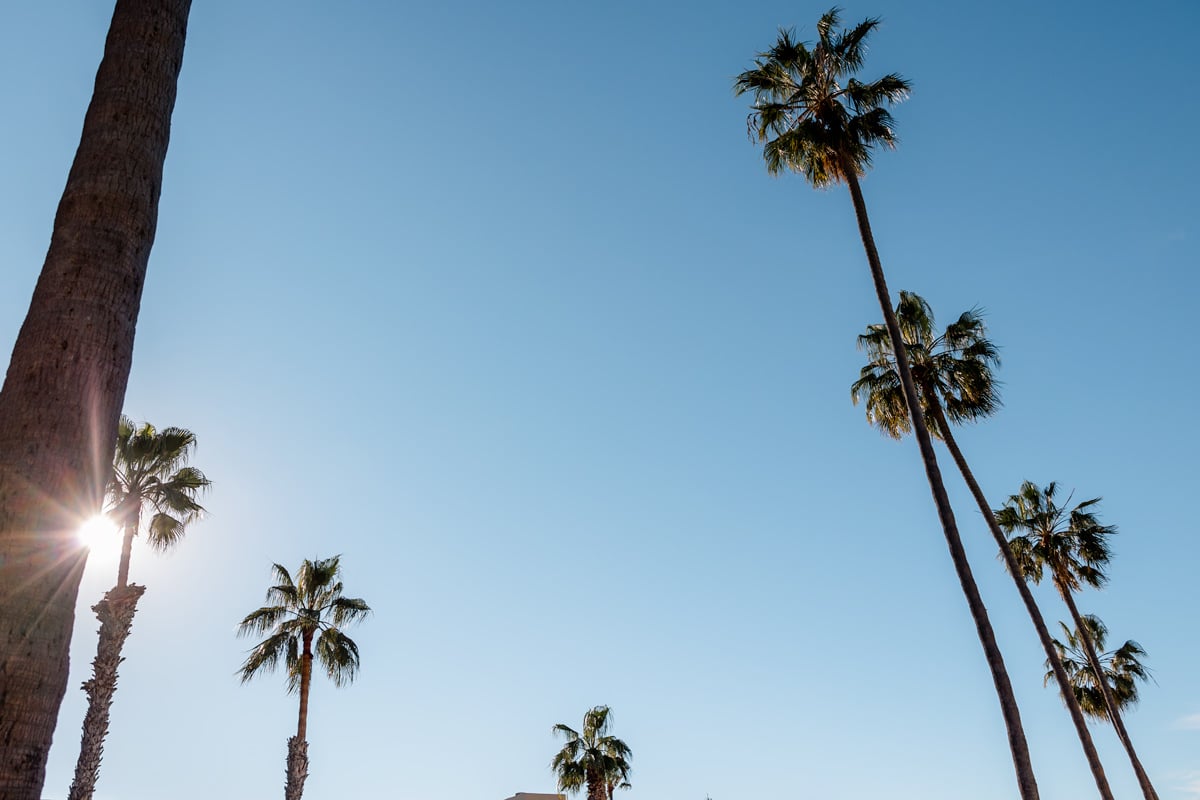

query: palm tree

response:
[996,482,1159,800]
[68,417,209,800]
[551,706,632,800]
[851,291,1115,799]
[0,3,192,796]
[238,557,371,800]
[735,12,1039,798]
[1046,615,1150,722]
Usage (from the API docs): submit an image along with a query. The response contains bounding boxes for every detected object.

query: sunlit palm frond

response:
[238,630,291,683]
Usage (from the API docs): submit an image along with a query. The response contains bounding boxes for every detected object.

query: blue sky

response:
[1,0,1197,798]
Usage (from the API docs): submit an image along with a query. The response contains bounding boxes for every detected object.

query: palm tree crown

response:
[733,8,910,185]
[237,556,371,692]
[551,706,632,800]
[852,291,1001,440]
[1047,615,1150,721]
[995,481,1114,592]
[109,416,209,587]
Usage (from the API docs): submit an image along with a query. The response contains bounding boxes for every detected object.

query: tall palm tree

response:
[996,482,1159,800]
[735,12,1040,798]
[0,3,192,796]
[551,706,632,800]
[68,417,209,800]
[851,291,1115,799]
[238,557,371,800]
[1046,615,1150,722]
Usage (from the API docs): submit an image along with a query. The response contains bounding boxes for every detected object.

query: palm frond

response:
[238,630,293,682]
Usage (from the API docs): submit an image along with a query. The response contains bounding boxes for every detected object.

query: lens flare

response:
[78,514,121,561]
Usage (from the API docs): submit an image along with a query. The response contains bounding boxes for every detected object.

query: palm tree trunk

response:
[66,585,146,800]
[927,401,1114,799]
[284,737,309,800]
[0,3,191,797]
[115,501,141,589]
[842,165,1040,800]
[286,632,314,800]
[1057,583,1159,800]
[587,770,607,800]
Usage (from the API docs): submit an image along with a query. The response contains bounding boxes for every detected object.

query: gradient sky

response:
[1,1,1197,799]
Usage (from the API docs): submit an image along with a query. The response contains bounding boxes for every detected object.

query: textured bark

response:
[586,770,606,800]
[842,165,1040,800]
[927,401,1114,800]
[285,736,309,800]
[1058,586,1160,800]
[66,584,146,800]
[0,2,190,797]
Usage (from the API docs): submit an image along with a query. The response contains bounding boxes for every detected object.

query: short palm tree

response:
[238,556,371,800]
[852,292,1115,799]
[1046,615,1150,722]
[997,482,1159,800]
[551,706,632,800]
[735,13,1039,798]
[69,417,209,800]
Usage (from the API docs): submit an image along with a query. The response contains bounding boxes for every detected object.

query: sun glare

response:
[78,514,122,562]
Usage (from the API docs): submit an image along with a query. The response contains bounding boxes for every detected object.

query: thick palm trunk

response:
[285,737,309,800]
[1057,584,1159,800]
[0,3,190,797]
[66,584,145,800]
[927,402,1113,799]
[842,166,1039,800]
[286,634,314,800]
[587,772,606,800]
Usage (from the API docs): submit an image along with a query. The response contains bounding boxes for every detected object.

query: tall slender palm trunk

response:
[66,584,146,800]
[286,633,315,800]
[69,507,147,799]
[1056,581,1159,800]
[0,3,191,797]
[926,401,1114,799]
[842,166,1040,800]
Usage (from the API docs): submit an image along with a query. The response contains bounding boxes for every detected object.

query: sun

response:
[78,514,122,562]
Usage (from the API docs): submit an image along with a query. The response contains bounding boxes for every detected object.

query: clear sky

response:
[1,1,1197,798]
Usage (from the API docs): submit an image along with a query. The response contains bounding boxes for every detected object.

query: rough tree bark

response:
[66,585,146,800]
[285,736,310,800]
[0,3,191,798]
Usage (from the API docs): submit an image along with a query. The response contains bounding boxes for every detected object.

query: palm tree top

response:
[1048,614,1151,719]
[852,291,1002,440]
[237,555,371,691]
[733,7,910,186]
[109,415,210,550]
[551,706,632,797]
[995,481,1115,590]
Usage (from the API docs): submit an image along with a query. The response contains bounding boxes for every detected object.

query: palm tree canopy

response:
[1046,615,1151,720]
[851,291,1001,440]
[109,415,210,549]
[237,556,371,692]
[551,706,632,797]
[733,8,910,186]
[994,481,1115,591]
